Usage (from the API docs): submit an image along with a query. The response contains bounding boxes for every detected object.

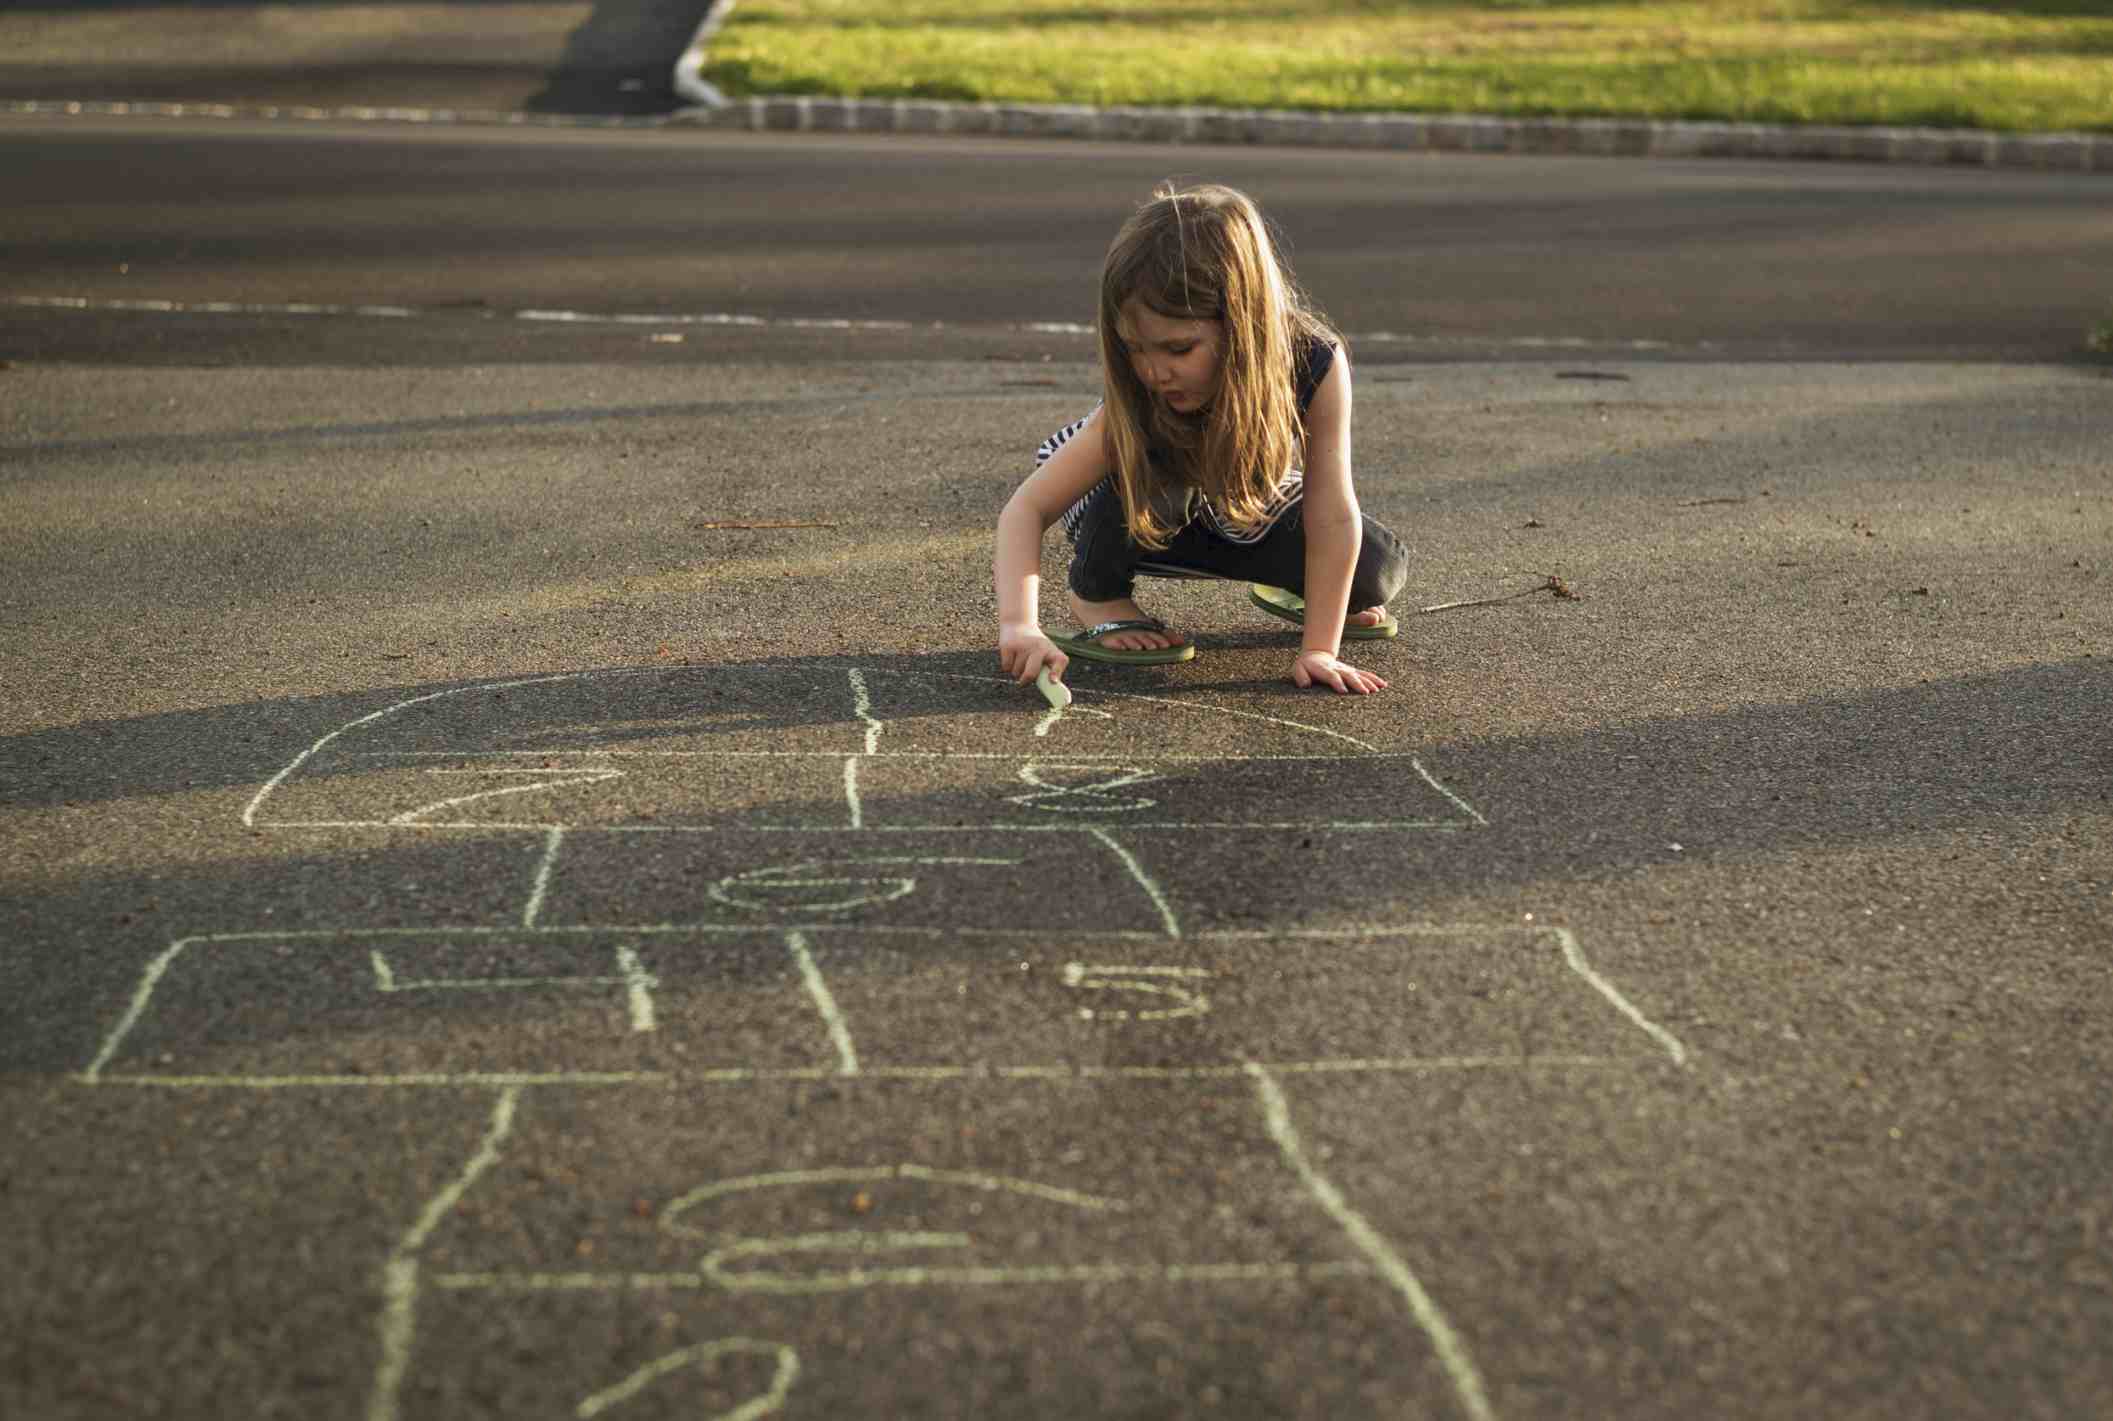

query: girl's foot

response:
[1348,606,1389,629]
[1067,595,1189,652]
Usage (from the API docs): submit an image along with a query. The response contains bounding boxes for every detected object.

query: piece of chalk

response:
[1036,666,1072,709]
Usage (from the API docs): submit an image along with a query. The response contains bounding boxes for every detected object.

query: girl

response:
[994,182,1407,696]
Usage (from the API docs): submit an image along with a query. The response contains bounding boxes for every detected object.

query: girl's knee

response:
[1067,563,1135,603]
[1067,525,1137,602]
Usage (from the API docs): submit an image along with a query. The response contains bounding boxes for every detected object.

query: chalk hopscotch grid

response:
[112,665,1681,1421]
[92,667,1685,1084]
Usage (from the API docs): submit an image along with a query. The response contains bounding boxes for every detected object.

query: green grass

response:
[700,1,2113,132]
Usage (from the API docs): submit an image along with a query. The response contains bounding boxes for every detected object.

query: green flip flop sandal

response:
[1049,618,1196,665]
[1248,584,1399,640]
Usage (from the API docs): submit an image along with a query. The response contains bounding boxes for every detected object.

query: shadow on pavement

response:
[4,653,2105,1076]
[525,0,718,115]
[0,0,721,116]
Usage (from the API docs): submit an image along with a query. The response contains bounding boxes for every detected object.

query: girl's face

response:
[1117,299,1224,415]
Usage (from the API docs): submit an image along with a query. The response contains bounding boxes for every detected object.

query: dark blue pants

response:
[1065,477,1409,611]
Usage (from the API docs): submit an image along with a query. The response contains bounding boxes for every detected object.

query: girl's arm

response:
[994,408,1113,683]
[1293,351,1388,695]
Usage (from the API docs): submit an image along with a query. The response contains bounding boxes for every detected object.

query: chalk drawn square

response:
[798,925,1667,1075]
[378,1083,1442,1419]
[416,1080,1337,1272]
[84,930,844,1083]
[845,668,1381,763]
[541,830,1174,935]
[843,752,1474,831]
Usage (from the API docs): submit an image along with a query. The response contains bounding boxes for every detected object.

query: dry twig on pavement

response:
[1419,573,1578,613]
[692,519,839,530]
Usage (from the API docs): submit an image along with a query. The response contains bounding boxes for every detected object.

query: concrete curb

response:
[672,94,2113,173]
[7,95,2102,176]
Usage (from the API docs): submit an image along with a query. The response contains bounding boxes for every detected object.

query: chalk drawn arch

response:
[241,662,1486,832]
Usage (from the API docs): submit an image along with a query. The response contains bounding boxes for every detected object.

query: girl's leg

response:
[1063,477,1188,650]
[1147,504,1409,614]
[1063,476,1139,603]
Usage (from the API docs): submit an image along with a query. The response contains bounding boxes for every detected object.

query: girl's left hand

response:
[1292,651,1387,695]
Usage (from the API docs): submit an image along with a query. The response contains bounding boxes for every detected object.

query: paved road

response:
[4,83,2111,1421]
[4,113,2109,364]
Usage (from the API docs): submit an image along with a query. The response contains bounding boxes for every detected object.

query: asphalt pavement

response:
[3,10,2111,1421]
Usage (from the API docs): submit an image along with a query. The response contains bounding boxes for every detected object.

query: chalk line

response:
[786,931,859,1076]
[256,816,1468,834]
[1248,1062,1497,1421]
[369,1087,520,1421]
[88,1057,1620,1090]
[842,755,864,830]
[522,826,565,927]
[1554,927,1688,1067]
[1064,964,1211,978]
[842,666,883,827]
[1088,827,1181,939]
[709,855,1018,915]
[242,669,656,826]
[661,1163,1128,1235]
[98,1071,676,1089]
[847,668,883,755]
[434,1259,1376,1295]
[387,768,622,826]
[366,950,641,997]
[577,1338,798,1421]
[1413,759,1488,829]
[359,749,1437,764]
[100,920,1187,948]
[894,1160,1128,1210]
[1008,764,1161,813]
[615,945,658,1034]
[80,935,195,1083]
[1061,962,1211,1022]
[914,671,1381,754]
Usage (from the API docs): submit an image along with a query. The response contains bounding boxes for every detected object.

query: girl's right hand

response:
[1292,649,1387,695]
[998,624,1069,685]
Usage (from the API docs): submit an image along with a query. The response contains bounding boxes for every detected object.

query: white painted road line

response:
[2,294,1680,352]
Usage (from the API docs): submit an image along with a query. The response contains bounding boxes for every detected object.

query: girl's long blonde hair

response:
[1098,183,1338,550]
